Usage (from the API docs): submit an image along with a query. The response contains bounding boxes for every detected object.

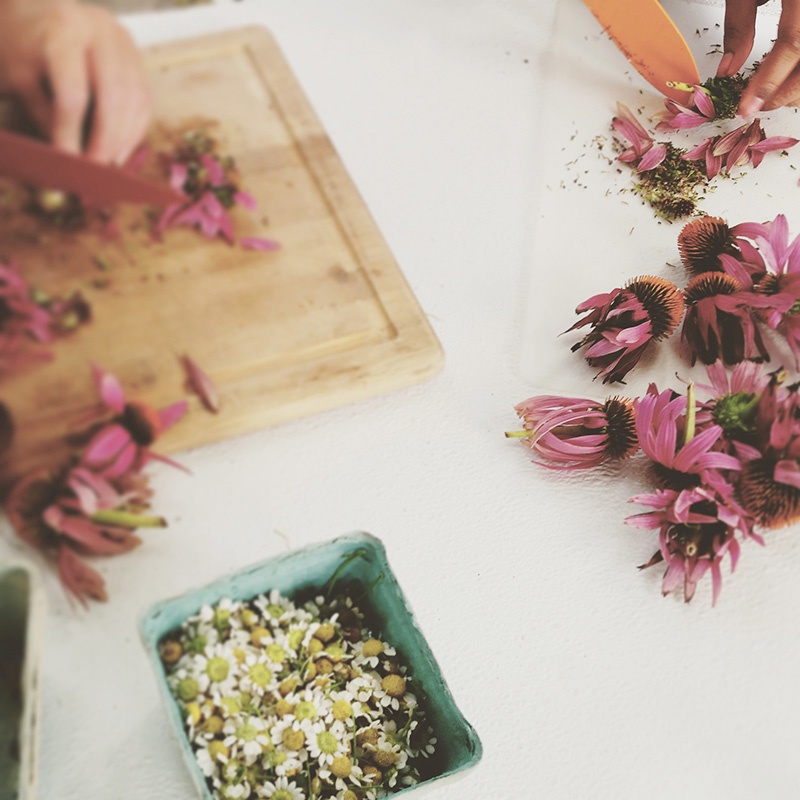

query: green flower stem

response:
[665,81,695,92]
[504,430,534,438]
[684,383,696,447]
[325,547,368,598]
[90,510,167,528]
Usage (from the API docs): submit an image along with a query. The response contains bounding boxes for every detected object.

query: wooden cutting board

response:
[0,27,442,492]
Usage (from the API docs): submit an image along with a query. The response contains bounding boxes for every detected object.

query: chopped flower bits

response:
[162,590,436,799]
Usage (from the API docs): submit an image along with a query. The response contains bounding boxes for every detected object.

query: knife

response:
[580,0,700,102]
[0,129,184,207]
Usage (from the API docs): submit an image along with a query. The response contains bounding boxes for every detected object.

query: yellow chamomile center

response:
[282,728,305,751]
[294,700,317,721]
[207,657,230,682]
[332,699,353,721]
[317,730,338,755]
[249,663,271,688]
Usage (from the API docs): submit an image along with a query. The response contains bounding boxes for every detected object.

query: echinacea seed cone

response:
[120,401,162,446]
[684,271,741,304]
[738,458,800,528]
[602,397,638,459]
[626,276,685,340]
[6,469,59,549]
[678,216,734,274]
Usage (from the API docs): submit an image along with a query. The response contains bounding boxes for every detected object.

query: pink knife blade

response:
[0,129,184,206]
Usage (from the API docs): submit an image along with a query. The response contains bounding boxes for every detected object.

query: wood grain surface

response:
[0,27,443,492]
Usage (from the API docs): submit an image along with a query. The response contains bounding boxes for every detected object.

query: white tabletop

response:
[3,1,800,798]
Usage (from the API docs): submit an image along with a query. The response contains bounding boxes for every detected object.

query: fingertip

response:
[738,95,765,118]
[716,52,734,78]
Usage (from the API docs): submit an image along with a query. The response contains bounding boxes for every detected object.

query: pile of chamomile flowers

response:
[160,588,437,800]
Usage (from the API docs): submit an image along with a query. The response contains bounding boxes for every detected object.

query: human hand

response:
[0,0,151,163]
[718,0,800,115]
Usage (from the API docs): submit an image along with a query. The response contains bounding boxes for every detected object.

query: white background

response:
[2,1,800,798]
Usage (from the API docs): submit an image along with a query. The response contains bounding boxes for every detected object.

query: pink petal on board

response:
[158,400,189,431]
[170,162,189,191]
[91,364,126,414]
[182,355,219,413]
[241,237,281,251]
[200,154,226,187]
[82,424,132,467]
[234,190,258,210]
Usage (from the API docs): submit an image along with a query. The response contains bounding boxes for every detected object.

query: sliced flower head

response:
[82,364,188,476]
[567,276,685,383]
[658,75,749,131]
[681,271,770,366]
[506,394,638,469]
[656,83,718,130]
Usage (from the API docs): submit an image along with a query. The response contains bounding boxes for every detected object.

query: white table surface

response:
[2,1,800,798]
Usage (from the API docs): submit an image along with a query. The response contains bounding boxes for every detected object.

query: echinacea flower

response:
[694,361,771,451]
[5,463,166,606]
[5,468,108,605]
[81,364,188,476]
[681,271,772,365]
[676,219,768,290]
[635,385,741,491]
[627,482,754,604]
[506,394,638,469]
[736,378,800,528]
[567,276,685,383]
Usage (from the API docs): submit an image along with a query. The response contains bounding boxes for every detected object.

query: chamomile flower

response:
[255,589,296,625]
[223,715,272,764]
[307,720,348,767]
[258,776,305,800]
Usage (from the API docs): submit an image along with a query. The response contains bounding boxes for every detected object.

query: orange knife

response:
[581,0,700,102]
[0,129,184,206]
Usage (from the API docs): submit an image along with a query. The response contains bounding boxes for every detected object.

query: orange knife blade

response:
[0,129,184,207]
[581,0,700,102]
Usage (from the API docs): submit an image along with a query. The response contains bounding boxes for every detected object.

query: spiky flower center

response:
[756,274,800,315]
[702,74,749,120]
[738,458,800,528]
[678,216,734,274]
[120,401,161,446]
[625,276,685,340]
[684,271,741,305]
[633,142,706,221]
[602,396,638,459]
